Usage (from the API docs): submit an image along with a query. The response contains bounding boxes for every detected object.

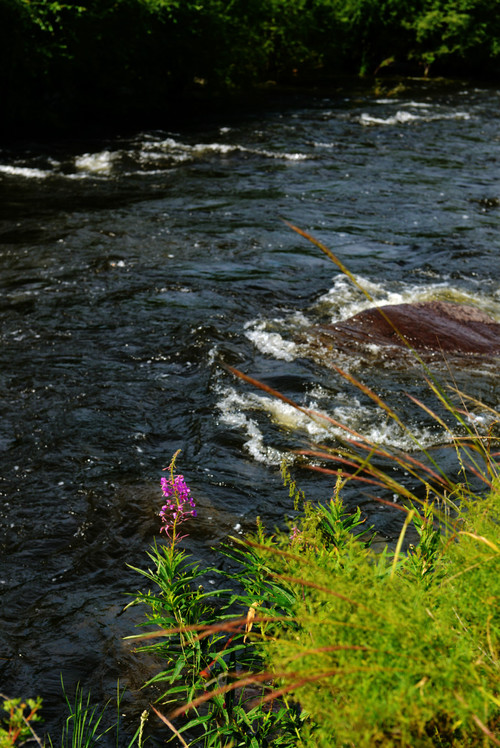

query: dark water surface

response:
[1,81,499,738]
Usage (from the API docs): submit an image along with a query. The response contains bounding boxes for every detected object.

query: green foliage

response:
[51,681,114,748]
[404,499,445,585]
[262,487,499,746]
[0,684,147,748]
[410,0,500,71]
[0,695,43,748]
[128,529,307,746]
[47,679,143,748]
[2,0,500,133]
[130,478,499,746]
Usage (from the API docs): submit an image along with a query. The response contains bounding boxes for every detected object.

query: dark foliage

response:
[1,0,500,135]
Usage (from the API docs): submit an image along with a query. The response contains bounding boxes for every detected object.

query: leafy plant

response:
[47,679,143,748]
[130,456,499,746]
[0,695,43,748]
[127,452,311,746]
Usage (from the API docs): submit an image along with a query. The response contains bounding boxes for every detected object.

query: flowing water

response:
[1,81,499,737]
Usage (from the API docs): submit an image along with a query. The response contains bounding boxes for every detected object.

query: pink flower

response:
[159,473,197,538]
[289,526,300,542]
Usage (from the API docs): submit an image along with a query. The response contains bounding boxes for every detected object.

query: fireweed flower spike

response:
[159,473,197,540]
[289,525,301,543]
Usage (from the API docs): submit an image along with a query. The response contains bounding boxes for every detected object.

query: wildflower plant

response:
[128,453,309,746]
[159,457,197,542]
[129,440,499,747]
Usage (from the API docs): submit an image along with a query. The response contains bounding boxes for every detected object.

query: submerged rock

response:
[311,301,500,357]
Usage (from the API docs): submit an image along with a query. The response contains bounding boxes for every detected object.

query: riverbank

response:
[0,71,490,143]
[2,0,500,139]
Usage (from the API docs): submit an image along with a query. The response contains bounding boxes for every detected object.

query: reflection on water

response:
[0,82,499,739]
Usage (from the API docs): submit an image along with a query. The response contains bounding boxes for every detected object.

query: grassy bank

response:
[125,389,499,746]
[3,471,499,747]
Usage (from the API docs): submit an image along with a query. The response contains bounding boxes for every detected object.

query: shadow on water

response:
[0,82,499,741]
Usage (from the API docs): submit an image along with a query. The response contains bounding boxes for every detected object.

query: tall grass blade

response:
[150,705,189,748]
[390,509,415,578]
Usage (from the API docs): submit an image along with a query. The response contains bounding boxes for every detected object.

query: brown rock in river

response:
[313,301,500,356]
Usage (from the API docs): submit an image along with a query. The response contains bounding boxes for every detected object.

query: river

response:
[0,80,499,740]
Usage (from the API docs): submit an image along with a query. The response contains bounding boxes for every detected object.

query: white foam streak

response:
[244,314,310,362]
[360,110,471,126]
[315,275,499,323]
[217,389,285,464]
[245,326,298,361]
[75,150,116,174]
[375,99,430,108]
[0,164,49,179]
[329,395,446,452]
[141,136,307,163]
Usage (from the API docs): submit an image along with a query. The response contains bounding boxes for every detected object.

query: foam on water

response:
[216,388,285,464]
[359,109,471,126]
[74,150,117,175]
[0,98,476,185]
[242,276,500,372]
[314,275,500,323]
[0,164,51,179]
[0,134,308,183]
[139,135,308,164]
[216,382,451,466]
[0,150,118,180]
[218,274,499,463]
[375,100,431,108]
[244,320,301,362]
[217,384,339,466]
[0,151,119,180]
[356,98,472,126]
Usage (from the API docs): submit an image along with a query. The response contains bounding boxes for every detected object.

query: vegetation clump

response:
[0,695,43,748]
[4,468,499,747]
[127,442,499,746]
